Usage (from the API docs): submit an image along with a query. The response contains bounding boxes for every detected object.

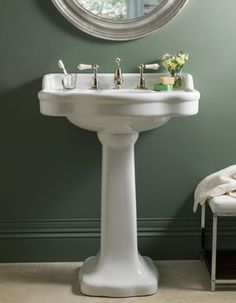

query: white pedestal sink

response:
[38,73,200,297]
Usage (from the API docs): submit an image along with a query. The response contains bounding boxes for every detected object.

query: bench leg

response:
[200,204,206,261]
[211,214,218,291]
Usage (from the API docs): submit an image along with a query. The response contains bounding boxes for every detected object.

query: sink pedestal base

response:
[79,133,158,297]
[79,255,158,297]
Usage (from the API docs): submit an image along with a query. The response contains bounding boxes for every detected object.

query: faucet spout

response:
[114,58,123,89]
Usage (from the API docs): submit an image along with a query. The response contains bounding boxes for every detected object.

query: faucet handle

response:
[77,64,100,71]
[137,63,159,71]
[77,64,100,89]
[144,63,159,70]
[136,63,159,89]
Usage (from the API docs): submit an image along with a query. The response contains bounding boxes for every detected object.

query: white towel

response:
[193,165,236,212]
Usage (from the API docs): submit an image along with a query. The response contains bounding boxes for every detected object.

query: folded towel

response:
[193,165,236,212]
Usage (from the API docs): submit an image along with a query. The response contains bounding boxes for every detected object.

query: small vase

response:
[171,72,182,88]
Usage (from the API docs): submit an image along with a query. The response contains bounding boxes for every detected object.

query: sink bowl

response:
[38,73,199,134]
[38,73,200,297]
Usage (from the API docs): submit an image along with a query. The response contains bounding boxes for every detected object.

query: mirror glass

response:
[51,0,188,41]
[75,0,165,21]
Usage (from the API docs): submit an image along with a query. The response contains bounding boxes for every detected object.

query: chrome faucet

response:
[137,63,160,89]
[77,63,100,89]
[114,58,123,89]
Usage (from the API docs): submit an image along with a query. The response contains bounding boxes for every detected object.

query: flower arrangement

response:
[161,51,189,88]
[161,51,189,76]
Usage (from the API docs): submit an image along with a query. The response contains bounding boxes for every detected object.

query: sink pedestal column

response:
[79,132,158,297]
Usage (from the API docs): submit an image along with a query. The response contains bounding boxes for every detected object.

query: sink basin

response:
[38,73,199,133]
[38,73,200,298]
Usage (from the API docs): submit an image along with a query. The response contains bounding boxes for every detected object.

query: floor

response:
[0,261,235,303]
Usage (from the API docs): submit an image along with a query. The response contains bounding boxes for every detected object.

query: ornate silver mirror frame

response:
[51,0,188,41]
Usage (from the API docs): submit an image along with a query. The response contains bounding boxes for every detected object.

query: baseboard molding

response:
[0,217,201,239]
[1,217,236,239]
[0,217,235,262]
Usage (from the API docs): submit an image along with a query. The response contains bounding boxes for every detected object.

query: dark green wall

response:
[0,0,236,262]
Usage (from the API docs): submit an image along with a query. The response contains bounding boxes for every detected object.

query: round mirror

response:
[51,0,188,41]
